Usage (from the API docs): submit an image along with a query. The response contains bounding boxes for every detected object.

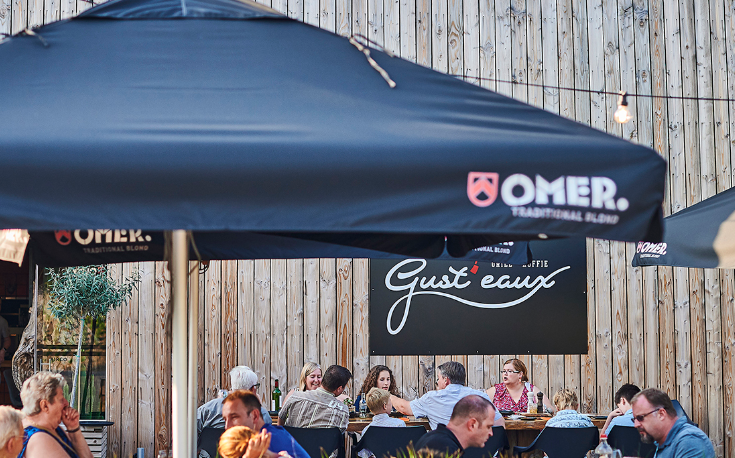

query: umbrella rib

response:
[349,37,396,88]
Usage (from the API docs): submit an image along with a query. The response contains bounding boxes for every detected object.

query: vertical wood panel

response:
[484,356,500,390]
[0,0,11,36]
[510,0,527,102]
[430,0,446,70]
[287,259,305,392]
[154,261,171,456]
[222,261,238,383]
[336,0,349,35]
[386,355,402,395]
[271,260,288,397]
[336,259,353,389]
[138,262,156,456]
[304,259,320,364]
[416,0,431,66]
[467,355,483,390]
[611,242,629,392]
[205,262,222,399]
[400,0,416,60]
[11,0,27,35]
[254,260,272,402]
[121,262,138,458]
[658,266,676,394]
[463,0,478,79]
[353,259,370,395]
[105,265,122,458]
[385,0,399,53]
[582,239,597,413]
[198,266,206,406]
[368,0,383,45]
[403,356,419,400]
[721,271,735,457]
[418,356,435,396]
[320,259,337,368]
[238,260,255,367]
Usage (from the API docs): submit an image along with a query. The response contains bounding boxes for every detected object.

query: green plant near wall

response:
[47,265,140,410]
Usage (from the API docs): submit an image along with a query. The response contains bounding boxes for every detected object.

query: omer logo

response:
[54,230,72,246]
[467,172,630,211]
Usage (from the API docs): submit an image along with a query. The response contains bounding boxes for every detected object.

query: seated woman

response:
[354,365,399,410]
[544,389,594,428]
[18,372,94,458]
[283,362,322,403]
[485,358,554,413]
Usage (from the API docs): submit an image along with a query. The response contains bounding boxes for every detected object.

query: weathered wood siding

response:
[7,0,735,454]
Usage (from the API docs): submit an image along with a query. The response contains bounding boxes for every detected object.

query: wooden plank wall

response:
[8,0,735,455]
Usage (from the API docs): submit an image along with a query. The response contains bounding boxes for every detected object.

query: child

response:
[358,388,406,458]
[0,406,24,458]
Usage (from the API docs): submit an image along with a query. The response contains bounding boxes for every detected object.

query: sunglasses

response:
[634,408,661,422]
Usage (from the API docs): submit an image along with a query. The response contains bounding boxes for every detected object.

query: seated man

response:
[222,390,310,458]
[358,387,406,458]
[391,361,504,429]
[631,388,715,458]
[414,395,496,456]
[0,406,24,458]
[544,388,594,428]
[279,364,352,432]
[602,383,640,435]
[198,366,272,436]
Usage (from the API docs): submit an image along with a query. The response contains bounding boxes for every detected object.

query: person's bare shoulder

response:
[25,431,69,458]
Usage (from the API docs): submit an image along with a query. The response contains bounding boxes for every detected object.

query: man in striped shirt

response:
[279,365,352,432]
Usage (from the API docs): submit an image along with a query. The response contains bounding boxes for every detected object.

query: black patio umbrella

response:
[0,0,666,453]
[0,0,666,254]
[632,187,735,269]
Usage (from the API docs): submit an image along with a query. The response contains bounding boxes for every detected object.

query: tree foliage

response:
[47,265,140,322]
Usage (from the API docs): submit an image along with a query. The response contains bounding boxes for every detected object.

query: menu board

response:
[369,238,587,355]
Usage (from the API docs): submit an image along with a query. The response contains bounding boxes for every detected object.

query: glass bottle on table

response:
[526,392,537,414]
[272,379,282,412]
[359,393,368,417]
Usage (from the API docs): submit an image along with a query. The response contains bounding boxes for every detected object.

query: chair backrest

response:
[353,426,426,458]
[461,427,509,458]
[670,400,697,426]
[197,427,224,458]
[607,426,656,458]
[516,426,599,458]
[3,369,22,408]
[284,426,344,458]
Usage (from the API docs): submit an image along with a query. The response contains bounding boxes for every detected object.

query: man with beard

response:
[631,389,714,458]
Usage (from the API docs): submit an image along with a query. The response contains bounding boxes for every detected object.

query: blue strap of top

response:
[19,425,80,458]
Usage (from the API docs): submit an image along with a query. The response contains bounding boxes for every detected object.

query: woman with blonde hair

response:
[219,426,292,458]
[283,362,321,403]
[485,358,554,413]
[18,372,93,458]
[544,389,594,428]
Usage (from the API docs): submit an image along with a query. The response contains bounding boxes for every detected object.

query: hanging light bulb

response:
[614,91,632,124]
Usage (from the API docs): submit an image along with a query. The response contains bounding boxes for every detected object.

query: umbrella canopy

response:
[0,0,665,257]
[633,187,735,268]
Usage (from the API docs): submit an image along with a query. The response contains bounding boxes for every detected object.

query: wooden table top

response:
[271,414,607,432]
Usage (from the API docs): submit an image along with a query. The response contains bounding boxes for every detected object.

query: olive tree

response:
[47,265,140,409]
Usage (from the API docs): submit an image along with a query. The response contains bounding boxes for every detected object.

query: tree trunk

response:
[70,317,84,410]
[81,317,97,415]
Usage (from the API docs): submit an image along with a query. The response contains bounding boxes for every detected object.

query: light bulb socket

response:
[617,91,628,107]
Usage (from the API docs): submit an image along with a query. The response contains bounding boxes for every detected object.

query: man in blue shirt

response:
[222,390,310,458]
[390,361,504,430]
[602,383,640,435]
[631,388,714,458]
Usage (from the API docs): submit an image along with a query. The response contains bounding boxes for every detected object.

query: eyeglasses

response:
[501,370,521,374]
[634,408,662,422]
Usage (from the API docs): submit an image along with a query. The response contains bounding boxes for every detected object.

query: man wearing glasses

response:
[391,361,504,430]
[197,366,272,437]
[631,388,714,458]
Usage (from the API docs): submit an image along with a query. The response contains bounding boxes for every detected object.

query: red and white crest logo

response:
[55,230,72,246]
[467,172,499,207]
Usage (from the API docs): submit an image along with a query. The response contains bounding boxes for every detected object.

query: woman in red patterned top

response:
[485,359,554,413]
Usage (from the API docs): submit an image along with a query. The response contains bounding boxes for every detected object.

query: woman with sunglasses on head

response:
[485,358,554,413]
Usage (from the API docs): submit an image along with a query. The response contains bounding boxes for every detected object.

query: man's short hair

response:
[366,387,390,413]
[614,383,641,405]
[631,388,677,417]
[552,389,579,411]
[223,389,262,417]
[0,406,23,449]
[230,366,259,391]
[321,365,352,392]
[437,361,466,386]
[450,395,494,422]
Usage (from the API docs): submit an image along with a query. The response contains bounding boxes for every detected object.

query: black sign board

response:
[369,239,587,355]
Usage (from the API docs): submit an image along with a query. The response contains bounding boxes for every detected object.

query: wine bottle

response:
[272,379,282,412]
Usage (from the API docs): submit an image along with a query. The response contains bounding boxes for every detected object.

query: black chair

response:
[513,426,599,458]
[3,369,22,408]
[284,426,345,458]
[352,426,426,458]
[462,427,509,458]
[607,426,656,458]
[671,400,698,427]
[197,427,224,458]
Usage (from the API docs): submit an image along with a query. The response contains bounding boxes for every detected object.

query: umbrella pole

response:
[188,260,199,456]
[171,230,189,458]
